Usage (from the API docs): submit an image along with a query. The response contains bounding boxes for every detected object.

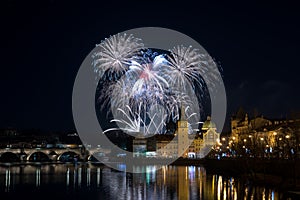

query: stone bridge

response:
[0,147,110,162]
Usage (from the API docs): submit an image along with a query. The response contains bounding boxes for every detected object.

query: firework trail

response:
[103,103,167,135]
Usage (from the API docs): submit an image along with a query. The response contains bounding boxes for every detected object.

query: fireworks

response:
[94,33,215,136]
[92,33,144,80]
[128,55,169,94]
[166,45,204,89]
[103,103,167,135]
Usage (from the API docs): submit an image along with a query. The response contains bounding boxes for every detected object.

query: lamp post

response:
[285,135,290,159]
[260,136,265,158]
[272,132,277,158]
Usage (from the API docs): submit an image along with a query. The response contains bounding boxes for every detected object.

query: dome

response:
[202,116,216,130]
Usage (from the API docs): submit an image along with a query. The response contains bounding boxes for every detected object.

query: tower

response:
[177,104,189,158]
[202,116,218,146]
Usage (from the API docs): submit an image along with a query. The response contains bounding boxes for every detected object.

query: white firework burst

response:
[166,45,207,89]
[109,55,169,113]
[92,33,144,79]
[127,55,169,95]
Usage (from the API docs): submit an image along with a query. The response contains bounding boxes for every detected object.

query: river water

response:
[0,163,284,200]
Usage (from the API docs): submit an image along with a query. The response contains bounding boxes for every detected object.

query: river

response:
[0,163,286,199]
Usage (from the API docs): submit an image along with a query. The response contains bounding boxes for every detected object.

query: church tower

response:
[177,105,189,158]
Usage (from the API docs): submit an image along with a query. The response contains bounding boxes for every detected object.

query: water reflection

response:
[36,167,40,187]
[66,167,69,187]
[5,169,10,192]
[0,164,283,199]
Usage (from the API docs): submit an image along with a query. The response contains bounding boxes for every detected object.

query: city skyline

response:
[1,2,300,199]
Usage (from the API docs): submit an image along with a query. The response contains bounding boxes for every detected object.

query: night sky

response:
[1,1,300,132]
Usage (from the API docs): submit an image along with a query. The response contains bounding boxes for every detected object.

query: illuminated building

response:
[198,116,220,158]
[177,105,190,158]
[156,139,178,158]
[133,106,221,158]
[229,109,300,158]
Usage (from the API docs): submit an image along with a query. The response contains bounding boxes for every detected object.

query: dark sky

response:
[1,1,300,132]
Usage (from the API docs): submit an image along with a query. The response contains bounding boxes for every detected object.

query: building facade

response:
[133,112,221,158]
[227,109,300,158]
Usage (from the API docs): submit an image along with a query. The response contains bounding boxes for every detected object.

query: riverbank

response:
[172,158,300,190]
[173,158,300,177]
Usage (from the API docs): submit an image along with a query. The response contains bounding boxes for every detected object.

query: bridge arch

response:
[27,152,50,162]
[57,151,79,162]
